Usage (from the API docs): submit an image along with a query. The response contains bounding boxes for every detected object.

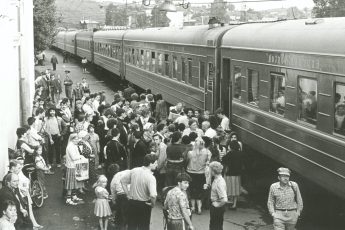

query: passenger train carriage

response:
[52,17,345,200]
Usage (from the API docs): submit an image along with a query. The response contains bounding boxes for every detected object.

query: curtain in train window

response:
[172,56,178,79]
[248,69,259,106]
[151,52,156,72]
[146,51,150,70]
[135,49,140,66]
[270,73,286,115]
[188,58,193,84]
[158,53,163,74]
[165,54,170,77]
[298,77,317,125]
[334,83,345,136]
[200,61,205,88]
[233,66,241,100]
[181,58,186,82]
[141,50,144,67]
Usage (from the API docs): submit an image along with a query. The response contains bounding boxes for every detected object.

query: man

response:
[202,121,217,139]
[164,173,194,230]
[209,161,228,230]
[121,154,158,230]
[153,134,167,193]
[123,83,136,101]
[104,128,127,171]
[0,173,32,229]
[50,74,62,104]
[110,164,130,230]
[267,168,303,230]
[131,131,148,168]
[50,54,58,71]
[215,108,230,131]
[63,70,73,102]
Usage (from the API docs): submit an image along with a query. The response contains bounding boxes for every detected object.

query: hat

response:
[277,167,291,176]
[64,70,70,73]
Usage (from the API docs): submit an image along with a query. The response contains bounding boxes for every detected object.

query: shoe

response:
[43,194,48,199]
[196,209,202,215]
[97,165,102,169]
[57,164,61,168]
[33,225,44,229]
[66,199,77,206]
[72,196,83,202]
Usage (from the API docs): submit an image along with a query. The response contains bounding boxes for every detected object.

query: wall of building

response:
[0,0,35,180]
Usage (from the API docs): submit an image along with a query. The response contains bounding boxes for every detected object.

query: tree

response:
[210,0,227,23]
[105,3,127,26]
[313,0,345,17]
[150,6,170,27]
[286,7,306,19]
[33,0,57,53]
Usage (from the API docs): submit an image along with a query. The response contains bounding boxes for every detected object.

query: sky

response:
[99,0,315,10]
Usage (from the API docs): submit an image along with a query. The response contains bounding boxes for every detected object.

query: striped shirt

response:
[267,181,303,215]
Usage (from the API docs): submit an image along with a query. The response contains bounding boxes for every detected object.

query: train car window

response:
[172,56,178,79]
[136,49,139,66]
[334,83,345,136]
[200,61,205,88]
[151,52,156,72]
[158,53,163,74]
[298,77,317,125]
[247,69,259,106]
[181,58,186,82]
[233,66,241,100]
[208,63,214,92]
[270,73,286,115]
[188,58,193,84]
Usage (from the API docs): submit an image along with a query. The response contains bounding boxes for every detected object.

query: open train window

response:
[181,58,186,82]
[164,54,170,77]
[270,73,286,115]
[247,69,259,106]
[334,83,345,136]
[188,58,193,84]
[146,51,150,70]
[141,50,144,67]
[233,66,241,100]
[298,77,317,126]
[172,56,178,79]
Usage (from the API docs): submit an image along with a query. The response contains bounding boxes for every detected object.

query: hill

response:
[56,0,107,28]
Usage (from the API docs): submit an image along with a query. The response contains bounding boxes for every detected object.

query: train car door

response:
[221,58,231,116]
[205,57,215,112]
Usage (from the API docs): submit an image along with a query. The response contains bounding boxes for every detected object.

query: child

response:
[87,124,100,169]
[35,146,49,199]
[93,175,112,230]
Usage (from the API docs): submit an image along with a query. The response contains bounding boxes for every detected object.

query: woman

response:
[182,120,204,137]
[222,140,243,209]
[164,173,194,230]
[186,137,209,214]
[14,158,43,229]
[0,200,17,230]
[65,133,85,205]
[16,127,36,164]
[155,93,168,123]
[77,131,96,188]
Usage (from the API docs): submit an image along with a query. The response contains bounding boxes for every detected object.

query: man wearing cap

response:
[267,167,303,230]
[64,70,73,102]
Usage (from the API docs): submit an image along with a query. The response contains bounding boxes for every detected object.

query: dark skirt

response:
[188,172,206,200]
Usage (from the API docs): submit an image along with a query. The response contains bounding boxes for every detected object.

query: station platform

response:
[33,49,271,230]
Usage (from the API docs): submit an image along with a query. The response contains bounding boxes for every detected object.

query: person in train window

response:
[273,91,286,115]
[334,103,345,135]
[267,168,303,230]
[301,91,317,121]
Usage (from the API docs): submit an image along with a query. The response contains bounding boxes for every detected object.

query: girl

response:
[93,175,112,230]
[0,200,17,230]
[87,124,100,169]
[35,146,49,199]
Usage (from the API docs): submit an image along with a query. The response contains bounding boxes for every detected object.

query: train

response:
[52,17,345,200]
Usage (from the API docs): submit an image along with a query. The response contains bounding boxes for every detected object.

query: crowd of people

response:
[0,67,304,230]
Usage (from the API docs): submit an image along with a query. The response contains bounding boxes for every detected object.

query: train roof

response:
[93,30,127,41]
[64,30,79,38]
[222,17,345,56]
[123,25,237,47]
[76,31,93,38]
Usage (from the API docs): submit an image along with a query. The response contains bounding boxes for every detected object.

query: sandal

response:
[66,199,77,206]
[72,196,83,202]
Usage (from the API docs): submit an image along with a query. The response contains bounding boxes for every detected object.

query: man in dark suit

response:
[0,173,32,229]
[131,131,148,168]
